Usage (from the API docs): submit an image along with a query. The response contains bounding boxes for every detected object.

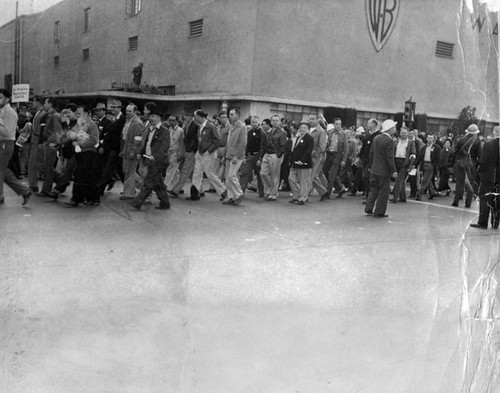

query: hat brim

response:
[466,130,480,134]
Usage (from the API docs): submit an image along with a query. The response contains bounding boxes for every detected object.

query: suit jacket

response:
[478,137,499,181]
[140,124,170,168]
[310,126,327,160]
[454,134,481,163]
[291,133,314,169]
[198,121,221,154]
[326,129,349,160]
[369,132,396,177]
[121,115,144,158]
[359,130,380,162]
[103,112,126,153]
[30,109,47,144]
[43,112,62,144]
[415,143,441,167]
[183,119,199,153]
[393,139,416,167]
[225,120,247,159]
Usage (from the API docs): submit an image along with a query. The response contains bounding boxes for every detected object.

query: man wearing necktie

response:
[288,122,314,205]
[128,104,171,210]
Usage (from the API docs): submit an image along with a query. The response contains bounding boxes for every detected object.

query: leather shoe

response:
[220,190,227,201]
[470,223,487,229]
[373,214,388,218]
[205,189,217,193]
[22,190,32,206]
[127,201,142,210]
[336,189,346,199]
[465,204,471,208]
[63,201,79,208]
[428,195,435,200]
[155,203,170,210]
[415,195,421,201]
[390,198,397,204]
[451,201,458,207]
[233,195,243,205]
[186,195,200,201]
[222,198,235,205]
[288,199,298,204]
[167,190,178,198]
[297,201,305,205]
[365,210,373,215]
[48,191,59,200]
[320,193,330,201]
[35,191,50,197]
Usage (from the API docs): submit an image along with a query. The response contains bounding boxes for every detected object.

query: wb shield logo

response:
[366,0,400,52]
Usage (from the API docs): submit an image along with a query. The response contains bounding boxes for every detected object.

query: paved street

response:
[0,182,497,393]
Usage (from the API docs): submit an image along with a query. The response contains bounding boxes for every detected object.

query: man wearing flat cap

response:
[452,124,481,208]
[364,119,397,218]
[97,99,126,195]
[128,103,171,210]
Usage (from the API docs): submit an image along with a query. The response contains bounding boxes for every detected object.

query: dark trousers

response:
[324,151,344,194]
[338,157,352,190]
[54,155,77,194]
[453,158,476,206]
[239,153,263,196]
[8,143,21,177]
[72,151,100,204]
[437,166,451,191]
[365,174,391,215]
[41,143,58,193]
[408,173,418,197]
[97,150,124,193]
[392,158,408,201]
[132,164,170,208]
[477,171,498,228]
[0,141,29,200]
[418,162,437,197]
[352,165,364,193]
[361,159,370,196]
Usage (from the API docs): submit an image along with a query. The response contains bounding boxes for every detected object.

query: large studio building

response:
[0,0,498,133]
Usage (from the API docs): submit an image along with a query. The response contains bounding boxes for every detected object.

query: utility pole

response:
[14,0,20,85]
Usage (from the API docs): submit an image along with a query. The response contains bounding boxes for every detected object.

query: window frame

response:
[54,21,60,42]
[84,7,90,32]
[189,19,203,38]
[82,48,90,61]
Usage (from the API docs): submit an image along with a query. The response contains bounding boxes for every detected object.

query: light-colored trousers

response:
[224,158,243,200]
[192,151,226,196]
[310,154,327,196]
[164,150,181,190]
[122,157,139,197]
[289,168,313,202]
[260,153,283,196]
[171,152,195,194]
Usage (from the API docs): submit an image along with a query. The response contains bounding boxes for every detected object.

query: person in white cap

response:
[451,124,481,208]
[364,119,397,218]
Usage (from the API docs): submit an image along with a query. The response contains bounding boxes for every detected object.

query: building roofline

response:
[0,11,43,30]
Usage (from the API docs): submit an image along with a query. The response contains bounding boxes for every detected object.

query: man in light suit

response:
[189,110,227,201]
[223,108,247,205]
[365,119,397,218]
[391,126,416,203]
[308,114,328,201]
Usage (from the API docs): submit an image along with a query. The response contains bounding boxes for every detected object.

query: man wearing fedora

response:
[364,119,397,218]
[452,124,481,208]
[128,103,171,210]
[97,99,126,196]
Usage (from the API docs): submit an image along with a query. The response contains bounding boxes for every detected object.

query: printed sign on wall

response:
[12,84,30,103]
[366,0,400,52]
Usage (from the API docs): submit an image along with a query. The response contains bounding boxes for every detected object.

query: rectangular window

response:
[435,41,454,59]
[82,48,89,61]
[54,21,60,42]
[84,8,90,32]
[270,103,319,123]
[189,19,203,37]
[158,85,176,96]
[126,0,142,15]
[128,36,138,51]
[54,56,60,66]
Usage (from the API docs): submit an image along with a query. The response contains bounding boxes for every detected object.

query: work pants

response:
[260,153,282,197]
[392,158,408,201]
[418,162,437,197]
[365,174,391,216]
[41,143,57,193]
[310,155,328,196]
[192,151,226,196]
[289,168,312,202]
[224,158,243,200]
[239,153,264,196]
[172,151,196,194]
[122,157,139,198]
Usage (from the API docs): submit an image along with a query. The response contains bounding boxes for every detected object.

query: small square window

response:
[128,36,138,51]
[54,56,60,66]
[82,48,89,61]
[189,19,203,37]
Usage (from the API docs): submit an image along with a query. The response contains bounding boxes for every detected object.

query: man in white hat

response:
[451,124,481,208]
[364,119,397,217]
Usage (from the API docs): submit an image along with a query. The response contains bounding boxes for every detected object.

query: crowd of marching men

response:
[0,89,499,228]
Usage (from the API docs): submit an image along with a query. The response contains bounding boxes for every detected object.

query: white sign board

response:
[12,84,30,103]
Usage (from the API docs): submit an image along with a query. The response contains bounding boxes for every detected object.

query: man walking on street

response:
[0,89,32,206]
[27,96,46,192]
[414,133,441,201]
[223,108,247,205]
[239,116,264,197]
[365,119,397,218]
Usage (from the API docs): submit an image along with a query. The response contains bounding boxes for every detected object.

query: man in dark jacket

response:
[365,119,397,217]
[96,99,126,195]
[414,133,441,200]
[128,104,170,210]
[470,128,499,229]
[288,122,314,205]
[359,118,380,198]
